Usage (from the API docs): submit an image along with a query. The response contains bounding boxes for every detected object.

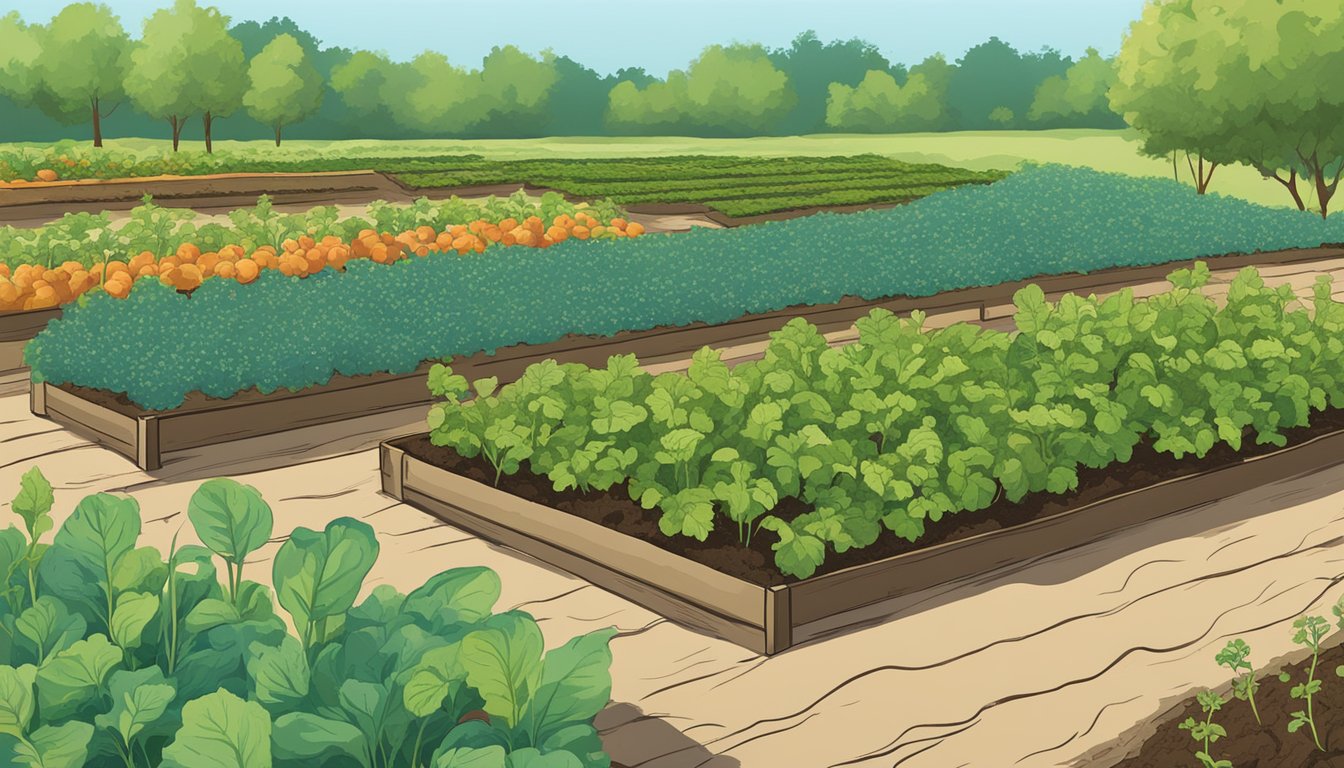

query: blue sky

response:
[13,0,1148,75]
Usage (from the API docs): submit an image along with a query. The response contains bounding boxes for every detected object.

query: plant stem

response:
[1307,649,1324,751]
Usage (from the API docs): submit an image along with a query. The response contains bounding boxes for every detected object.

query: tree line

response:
[0,1,1124,147]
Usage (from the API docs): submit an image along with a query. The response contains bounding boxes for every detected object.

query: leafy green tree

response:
[1110,1,1229,194]
[1113,0,1344,211]
[0,13,43,108]
[330,50,392,123]
[770,30,903,134]
[242,33,322,146]
[184,3,246,153]
[825,55,953,132]
[30,3,130,147]
[608,44,795,136]
[126,0,245,153]
[947,37,1069,129]
[1028,48,1122,127]
[540,55,614,135]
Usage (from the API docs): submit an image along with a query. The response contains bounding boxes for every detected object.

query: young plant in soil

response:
[1177,689,1233,768]
[1283,614,1330,751]
[1215,639,1261,725]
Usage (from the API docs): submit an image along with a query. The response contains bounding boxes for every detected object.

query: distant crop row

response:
[28,166,1344,411]
[0,145,1001,218]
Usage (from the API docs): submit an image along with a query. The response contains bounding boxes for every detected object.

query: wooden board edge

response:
[765,586,793,655]
[398,452,765,624]
[29,379,45,416]
[380,441,407,499]
[400,485,770,654]
[40,384,139,462]
[787,424,1344,630]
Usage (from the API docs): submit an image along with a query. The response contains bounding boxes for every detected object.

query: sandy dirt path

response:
[2,257,1344,767]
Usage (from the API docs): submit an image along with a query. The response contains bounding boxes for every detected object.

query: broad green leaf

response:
[272,712,366,763]
[187,479,274,565]
[15,597,85,665]
[95,666,175,745]
[161,689,272,768]
[0,665,35,737]
[11,721,94,768]
[403,567,501,628]
[435,746,508,768]
[526,628,617,743]
[657,489,715,541]
[184,597,241,633]
[35,634,121,722]
[758,518,825,579]
[246,637,310,708]
[506,747,584,768]
[462,613,544,728]
[109,591,159,650]
[273,518,379,642]
[404,643,465,718]
[38,493,140,630]
[10,468,53,542]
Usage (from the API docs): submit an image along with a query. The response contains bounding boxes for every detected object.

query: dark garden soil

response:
[1116,641,1344,767]
[392,404,1344,587]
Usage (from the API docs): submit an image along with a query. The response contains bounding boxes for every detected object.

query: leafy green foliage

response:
[1177,690,1232,768]
[0,469,617,768]
[430,264,1344,579]
[31,166,1344,411]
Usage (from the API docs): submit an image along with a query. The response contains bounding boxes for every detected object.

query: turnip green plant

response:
[1214,639,1260,725]
[1283,615,1329,751]
[1177,690,1232,768]
[428,265,1344,579]
[0,467,616,768]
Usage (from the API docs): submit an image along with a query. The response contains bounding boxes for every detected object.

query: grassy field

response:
[0,130,1300,211]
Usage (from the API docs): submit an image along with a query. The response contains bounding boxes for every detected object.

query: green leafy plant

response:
[1214,639,1260,725]
[1177,689,1233,768]
[422,264,1344,579]
[1284,615,1329,751]
[0,468,616,768]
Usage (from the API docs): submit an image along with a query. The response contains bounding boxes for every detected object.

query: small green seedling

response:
[1286,615,1329,751]
[1215,639,1261,725]
[1178,689,1233,768]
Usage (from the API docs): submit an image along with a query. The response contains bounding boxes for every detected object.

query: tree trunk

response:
[203,112,214,154]
[274,122,282,147]
[1316,172,1334,220]
[91,97,103,148]
[170,116,183,152]
[1269,169,1306,211]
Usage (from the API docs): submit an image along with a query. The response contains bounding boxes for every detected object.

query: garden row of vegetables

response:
[0,467,616,768]
[0,192,640,311]
[26,166,1344,411]
[0,145,1003,218]
[423,264,1344,578]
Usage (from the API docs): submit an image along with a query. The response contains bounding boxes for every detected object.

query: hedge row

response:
[28,165,1344,410]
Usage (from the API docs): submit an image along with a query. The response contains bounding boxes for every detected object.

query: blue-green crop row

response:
[27,165,1344,411]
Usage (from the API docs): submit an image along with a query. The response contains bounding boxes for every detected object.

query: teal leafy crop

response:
[28,165,1344,410]
[0,469,616,768]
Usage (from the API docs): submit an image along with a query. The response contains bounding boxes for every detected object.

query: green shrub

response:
[0,468,616,768]
[427,264,1344,579]
[29,165,1344,410]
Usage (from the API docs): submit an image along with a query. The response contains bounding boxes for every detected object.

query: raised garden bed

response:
[380,411,1344,655]
[0,307,58,378]
[29,245,1344,470]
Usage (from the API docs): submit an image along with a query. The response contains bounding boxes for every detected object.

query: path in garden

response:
[3,256,1344,767]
